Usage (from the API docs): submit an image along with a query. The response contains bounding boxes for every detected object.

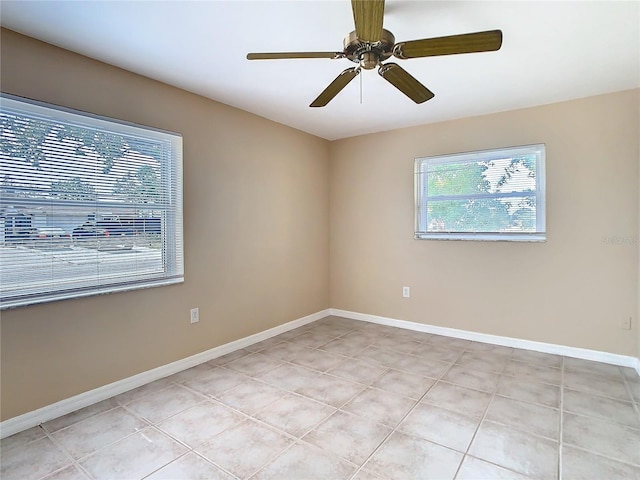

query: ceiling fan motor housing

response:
[344,29,395,69]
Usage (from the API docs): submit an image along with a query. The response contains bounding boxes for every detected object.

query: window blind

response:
[415,144,546,241]
[0,94,183,308]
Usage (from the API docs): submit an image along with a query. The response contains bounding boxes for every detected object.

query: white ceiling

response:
[1,1,639,140]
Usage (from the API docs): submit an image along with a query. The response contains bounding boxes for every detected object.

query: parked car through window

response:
[72,219,134,250]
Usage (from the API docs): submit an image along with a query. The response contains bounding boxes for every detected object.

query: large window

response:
[0,94,183,308]
[415,144,546,241]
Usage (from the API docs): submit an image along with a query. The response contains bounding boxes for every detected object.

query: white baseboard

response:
[330,308,640,373]
[0,309,329,440]
[3,307,638,439]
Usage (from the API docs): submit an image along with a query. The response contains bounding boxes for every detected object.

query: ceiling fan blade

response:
[393,30,503,59]
[351,0,385,43]
[310,67,360,107]
[378,63,434,104]
[247,52,344,60]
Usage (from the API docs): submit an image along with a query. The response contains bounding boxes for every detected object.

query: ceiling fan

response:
[246,0,502,107]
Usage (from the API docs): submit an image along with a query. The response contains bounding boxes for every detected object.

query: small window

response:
[0,94,183,309]
[415,144,546,241]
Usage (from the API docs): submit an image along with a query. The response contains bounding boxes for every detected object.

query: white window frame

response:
[0,93,183,309]
[414,144,546,242]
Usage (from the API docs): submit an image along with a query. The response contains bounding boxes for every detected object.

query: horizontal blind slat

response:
[0,93,183,309]
[415,144,545,241]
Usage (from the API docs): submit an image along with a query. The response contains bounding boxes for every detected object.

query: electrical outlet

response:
[402,286,410,298]
[621,317,631,330]
[190,308,199,324]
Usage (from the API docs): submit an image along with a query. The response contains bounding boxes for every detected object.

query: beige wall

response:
[330,90,639,357]
[0,29,331,420]
[1,29,639,422]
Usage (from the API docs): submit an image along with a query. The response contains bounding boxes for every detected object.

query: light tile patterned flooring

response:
[2,316,640,480]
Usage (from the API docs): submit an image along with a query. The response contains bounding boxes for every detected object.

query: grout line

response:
[451,346,515,479]
[620,365,640,417]
[347,352,463,479]
[192,450,242,480]
[42,403,160,469]
[232,325,371,479]
[559,443,640,469]
[39,402,123,437]
[38,423,93,480]
[241,440,298,480]
[12,319,640,479]
[147,345,640,478]
[183,339,368,443]
[139,451,198,480]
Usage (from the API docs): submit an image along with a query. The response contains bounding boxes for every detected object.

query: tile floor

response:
[2,316,640,480]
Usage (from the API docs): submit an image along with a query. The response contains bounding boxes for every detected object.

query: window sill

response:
[415,232,546,242]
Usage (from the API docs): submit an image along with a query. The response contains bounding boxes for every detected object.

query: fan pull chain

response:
[359,69,363,104]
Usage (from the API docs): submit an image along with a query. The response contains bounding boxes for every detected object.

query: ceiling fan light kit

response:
[247,0,502,107]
